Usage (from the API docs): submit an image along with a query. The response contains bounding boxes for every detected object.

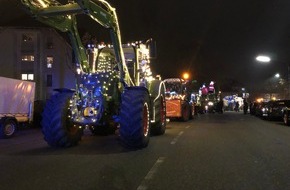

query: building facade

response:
[0,27,76,101]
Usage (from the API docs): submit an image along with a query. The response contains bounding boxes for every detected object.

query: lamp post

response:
[182,72,190,81]
[256,55,290,99]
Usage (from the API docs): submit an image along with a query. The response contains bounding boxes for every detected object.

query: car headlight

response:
[208,102,214,106]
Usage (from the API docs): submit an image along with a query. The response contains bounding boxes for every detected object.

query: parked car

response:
[263,100,290,121]
[254,101,268,117]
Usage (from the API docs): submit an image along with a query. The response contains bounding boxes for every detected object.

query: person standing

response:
[235,101,240,112]
[243,100,248,114]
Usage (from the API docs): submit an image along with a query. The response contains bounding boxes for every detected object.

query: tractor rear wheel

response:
[151,95,166,135]
[42,92,83,147]
[119,87,151,148]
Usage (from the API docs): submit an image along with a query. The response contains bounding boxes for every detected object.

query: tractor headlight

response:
[208,101,214,106]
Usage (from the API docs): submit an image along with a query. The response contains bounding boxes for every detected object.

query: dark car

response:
[254,101,268,117]
[263,100,290,120]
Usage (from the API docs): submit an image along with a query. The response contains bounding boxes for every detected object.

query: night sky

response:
[1,0,290,93]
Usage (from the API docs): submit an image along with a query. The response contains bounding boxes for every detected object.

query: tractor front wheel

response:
[41,92,83,147]
[119,87,151,148]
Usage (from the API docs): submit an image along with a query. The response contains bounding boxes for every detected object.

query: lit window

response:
[28,74,34,80]
[22,74,28,80]
[21,74,34,81]
[22,55,34,61]
[47,56,53,68]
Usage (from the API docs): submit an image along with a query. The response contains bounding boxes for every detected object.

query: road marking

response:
[170,131,184,145]
[185,125,190,129]
[137,157,166,190]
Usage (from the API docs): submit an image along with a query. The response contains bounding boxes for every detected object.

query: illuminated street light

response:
[256,54,290,99]
[256,55,271,63]
[182,72,190,80]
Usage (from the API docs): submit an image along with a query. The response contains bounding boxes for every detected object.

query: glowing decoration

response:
[201,84,208,95]
[208,81,215,93]
[67,69,120,126]
[76,68,81,74]
[164,78,187,101]
[36,0,48,8]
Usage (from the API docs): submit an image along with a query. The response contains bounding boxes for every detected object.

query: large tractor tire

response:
[119,87,151,149]
[41,92,83,147]
[0,118,17,138]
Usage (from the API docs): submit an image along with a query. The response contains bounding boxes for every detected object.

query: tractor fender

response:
[148,80,166,101]
[147,80,166,125]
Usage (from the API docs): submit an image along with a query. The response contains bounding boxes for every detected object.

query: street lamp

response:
[182,72,190,80]
[256,55,271,63]
[256,55,290,99]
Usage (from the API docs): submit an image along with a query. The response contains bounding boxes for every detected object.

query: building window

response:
[22,74,34,81]
[47,56,53,68]
[22,34,33,42]
[47,74,52,87]
[22,55,34,62]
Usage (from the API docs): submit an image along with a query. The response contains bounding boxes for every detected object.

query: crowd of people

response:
[233,99,249,114]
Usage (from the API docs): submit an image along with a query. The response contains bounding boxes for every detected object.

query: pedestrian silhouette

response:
[235,101,239,112]
[243,100,248,114]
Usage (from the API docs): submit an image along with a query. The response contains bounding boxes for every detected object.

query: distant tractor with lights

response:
[164,78,195,121]
[21,0,166,149]
[197,81,220,113]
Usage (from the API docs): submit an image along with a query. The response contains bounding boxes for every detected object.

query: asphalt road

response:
[1,112,290,190]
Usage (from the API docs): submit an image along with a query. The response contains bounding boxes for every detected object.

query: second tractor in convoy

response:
[164,78,195,121]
